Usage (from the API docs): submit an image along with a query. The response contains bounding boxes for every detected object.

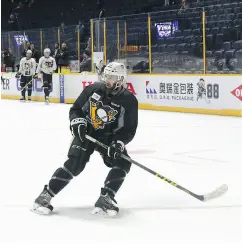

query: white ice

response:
[0,99,241,244]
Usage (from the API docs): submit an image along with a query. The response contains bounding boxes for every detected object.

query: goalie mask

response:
[44,48,51,58]
[103,62,126,95]
[26,50,32,59]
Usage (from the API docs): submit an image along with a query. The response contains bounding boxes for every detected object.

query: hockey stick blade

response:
[85,135,228,202]
[201,184,228,202]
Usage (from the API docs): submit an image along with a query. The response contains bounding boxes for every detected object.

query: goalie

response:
[31,62,138,216]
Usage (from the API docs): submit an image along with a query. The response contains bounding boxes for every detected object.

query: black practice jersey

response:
[69,83,138,145]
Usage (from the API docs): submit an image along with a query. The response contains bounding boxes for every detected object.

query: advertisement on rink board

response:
[127,75,242,111]
[231,84,242,101]
[1,72,242,116]
[64,74,241,113]
[1,73,60,102]
[63,74,138,103]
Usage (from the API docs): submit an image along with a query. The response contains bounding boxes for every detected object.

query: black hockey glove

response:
[70,118,87,142]
[107,140,125,159]
[33,73,38,79]
[15,72,21,78]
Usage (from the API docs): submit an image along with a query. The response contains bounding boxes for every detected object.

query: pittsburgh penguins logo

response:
[44,61,53,68]
[87,100,118,130]
[24,63,30,70]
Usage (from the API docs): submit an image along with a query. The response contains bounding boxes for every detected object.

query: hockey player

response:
[35,48,57,104]
[16,50,36,101]
[31,62,138,216]
[197,78,210,103]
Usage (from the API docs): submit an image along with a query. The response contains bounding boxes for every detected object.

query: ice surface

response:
[0,100,241,244]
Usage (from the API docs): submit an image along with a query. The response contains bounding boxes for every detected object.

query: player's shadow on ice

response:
[54,206,131,221]
[53,204,241,221]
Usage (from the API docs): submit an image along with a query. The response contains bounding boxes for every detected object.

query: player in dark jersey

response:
[31,62,138,216]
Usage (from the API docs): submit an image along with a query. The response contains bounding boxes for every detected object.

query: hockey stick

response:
[85,135,228,202]
[20,77,35,92]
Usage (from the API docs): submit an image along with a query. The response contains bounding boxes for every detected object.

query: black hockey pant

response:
[48,136,132,198]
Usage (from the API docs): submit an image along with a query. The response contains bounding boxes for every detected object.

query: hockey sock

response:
[28,88,32,97]
[44,88,50,98]
[103,167,127,197]
[48,166,74,195]
[21,89,26,98]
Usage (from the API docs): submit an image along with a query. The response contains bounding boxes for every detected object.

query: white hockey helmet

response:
[26,50,32,59]
[44,48,51,57]
[103,62,126,93]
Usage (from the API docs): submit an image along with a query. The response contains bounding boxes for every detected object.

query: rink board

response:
[1,72,242,116]
[1,73,60,103]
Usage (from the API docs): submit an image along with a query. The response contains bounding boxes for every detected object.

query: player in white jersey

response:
[36,48,57,104]
[16,50,36,101]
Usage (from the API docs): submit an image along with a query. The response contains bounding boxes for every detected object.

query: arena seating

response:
[1,0,242,73]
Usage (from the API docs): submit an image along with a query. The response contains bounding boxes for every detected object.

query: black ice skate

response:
[92,191,119,217]
[31,185,54,215]
[28,97,31,102]
[20,97,26,102]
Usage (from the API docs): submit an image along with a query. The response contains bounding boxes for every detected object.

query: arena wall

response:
[1,73,242,117]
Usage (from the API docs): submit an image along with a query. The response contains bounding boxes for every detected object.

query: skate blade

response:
[91,207,118,217]
[30,203,52,215]
[45,102,49,105]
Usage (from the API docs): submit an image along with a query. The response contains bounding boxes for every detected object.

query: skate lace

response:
[103,194,117,205]
[41,191,52,203]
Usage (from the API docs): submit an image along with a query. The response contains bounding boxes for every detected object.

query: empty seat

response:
[234,7,241,14]
[206,51,213,57]
[211,27,219,35]
[225,8,232,14]
[167,44,176,52]
[218,21,225,28]
[166,37,176,44]
[219,14,226,20]
[192,28,201,35]
[183,29,191,36]
[206,34,214,50]
[191,22,197,29]
[174,30,182,37]
[233,40,242,50]
[225,49,235,59]
[151,45,158,53]
[176,43,187,52]
[231,3,238,9]
[227,13,235,20]
[223,42,231,51]
[195,36,203,43]
[159,44,167,53]
[210,15,217,21]
[215,33,224,49]
[221,27,230,41]
[175,36,184,44]
[214,50,223,59]
[235,49,242,59]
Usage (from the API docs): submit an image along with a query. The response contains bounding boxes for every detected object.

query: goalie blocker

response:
[31,62,138,216]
